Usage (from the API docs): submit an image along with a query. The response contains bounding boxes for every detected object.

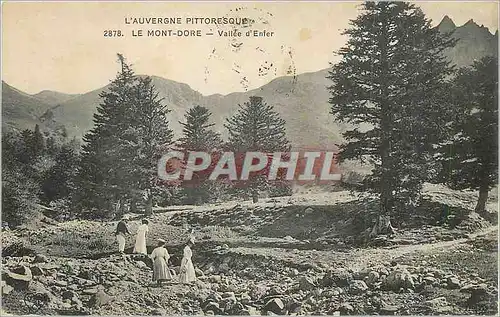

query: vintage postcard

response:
[1,1,498,316]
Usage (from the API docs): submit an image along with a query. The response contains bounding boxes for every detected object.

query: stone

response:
[33,254,48,263]
[339,303,354,315]
[151,308,167,315]
[195,268,204,276]
[135,261,148,270]
[385,266,414,291]
[30,266,45,276]
[89,290,112,308]
[349,280,368,295]
[54,280,68,287]
[425,297,453,314]
[2,283,14,295]
[380,305,399,315]
[263,298,285,315]
[447,277,461,289]
[3,266,32,290]
[82,288,99,295]
[321,268,352,287]
[366,271,380,286]
[298,276,316,290]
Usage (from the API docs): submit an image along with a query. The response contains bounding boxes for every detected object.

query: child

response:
[150,239,172,286]
[179,238,196,284]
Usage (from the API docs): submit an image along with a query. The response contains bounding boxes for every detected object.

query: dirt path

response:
[347,225,497,270]
[228,225,497,271]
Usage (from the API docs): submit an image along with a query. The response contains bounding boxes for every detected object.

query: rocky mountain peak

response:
[437,15,456,33]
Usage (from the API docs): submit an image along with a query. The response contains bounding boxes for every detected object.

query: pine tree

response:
[178,105,223,152]
[225,96,290,202]
[327,2,455,236]
[75,54,138,216]
[127,76,174,215]
[42,143,79,204]
[75,55,174,217]
[177,105,223,204]
[437,56,498,218]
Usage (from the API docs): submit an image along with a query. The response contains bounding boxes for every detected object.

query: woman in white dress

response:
[179,238,196,284]
[150,239,172,286]
[133,219,149,255]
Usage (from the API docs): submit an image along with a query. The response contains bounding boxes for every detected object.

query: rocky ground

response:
[1,184,498,315]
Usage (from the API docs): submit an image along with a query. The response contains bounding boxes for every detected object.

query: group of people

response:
[115,215,197,286]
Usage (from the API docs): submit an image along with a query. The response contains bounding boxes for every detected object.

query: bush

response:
[2,167,41,227]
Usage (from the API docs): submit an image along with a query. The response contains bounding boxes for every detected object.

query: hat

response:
[121,215,130,220]
[157,238,166,244]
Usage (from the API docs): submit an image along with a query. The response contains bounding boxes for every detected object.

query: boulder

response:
[385,266,414,291]
[366,271,380,286]
[3,266,32,290]
[425,297,453,314]
[298,276,316,290]
[349,280,368,295]
[30,266,45,276]
[263,298,285,315]
[446,277,461,289]
[195,268,204,277]
[321,268,352,287]
[89,290,112,308]
[33,254,48,264]
[2,282,13,295]
[379,305,399,315]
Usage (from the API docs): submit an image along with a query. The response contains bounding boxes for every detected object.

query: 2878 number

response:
[104,30,123,37]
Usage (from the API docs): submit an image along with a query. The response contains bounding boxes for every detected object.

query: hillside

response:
[2,16,498,149]
[32,90,80,106]
[1,184,497,315]
[1,81,54,132]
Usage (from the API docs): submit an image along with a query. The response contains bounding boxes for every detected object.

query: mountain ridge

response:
[2,15,497,149]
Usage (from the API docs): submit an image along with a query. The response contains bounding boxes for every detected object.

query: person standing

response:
[179,238,196,284]
[133,219,149,255]
[115,215,131,254]
[150,239,172,286]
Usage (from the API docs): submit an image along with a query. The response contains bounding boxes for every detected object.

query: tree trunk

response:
[370,17,395,240]
[145,196,153,216]
[130,199,137,213]
[369,215,395,239]
[252,190,259,203]
[119,199,127,214]
[474,184,489,218]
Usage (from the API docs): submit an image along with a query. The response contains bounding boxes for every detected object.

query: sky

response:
[2,1,498,96]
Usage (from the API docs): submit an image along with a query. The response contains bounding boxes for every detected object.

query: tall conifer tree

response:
[328,2,455,235]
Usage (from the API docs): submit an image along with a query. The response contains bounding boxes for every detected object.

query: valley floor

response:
[1,185,498,315]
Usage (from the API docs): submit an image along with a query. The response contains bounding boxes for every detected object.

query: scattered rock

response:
[33,254,48,263]
[322,268,352,287]
[263,298,285,315]
[380,305,399,315]
[339,302,354,315]
[3,266,32,290]
[298,276,316,290]
[89,290,112,308]
[425,297,453,314]
[385,266,414,291]
[447,277,461,289]
[349,280,368,294]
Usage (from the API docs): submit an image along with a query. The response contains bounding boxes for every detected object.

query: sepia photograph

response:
[1,1,498,316]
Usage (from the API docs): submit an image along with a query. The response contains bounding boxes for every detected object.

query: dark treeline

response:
[2,55,293,226]
[2,2,497,234]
